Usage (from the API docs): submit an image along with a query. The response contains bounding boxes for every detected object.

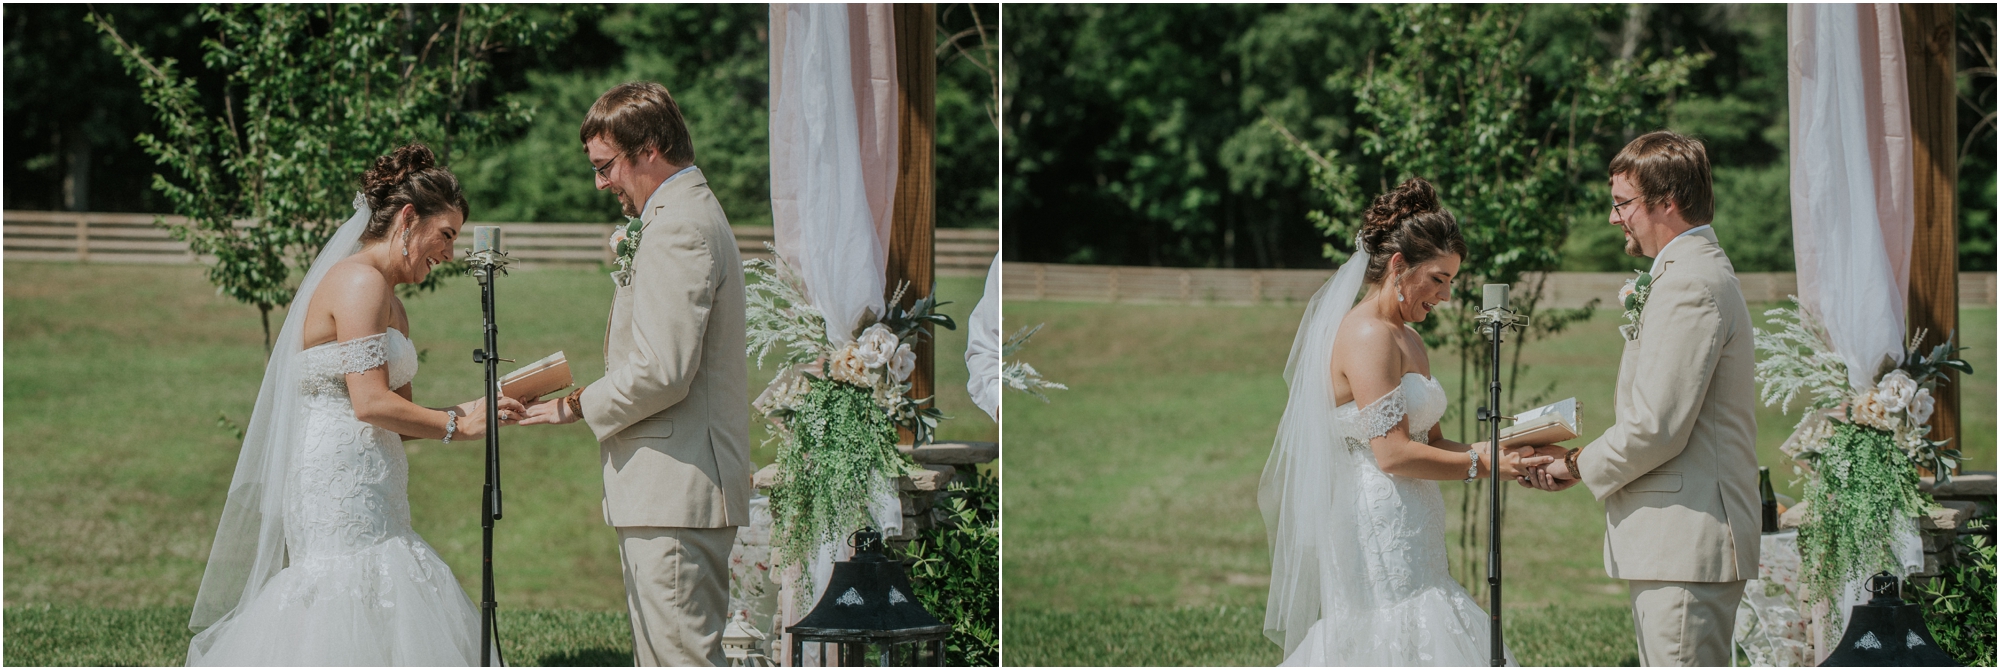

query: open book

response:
[499,351,573,401]
[1498,397,1581,448]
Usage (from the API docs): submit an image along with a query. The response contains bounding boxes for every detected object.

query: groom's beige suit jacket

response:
[580,168,752,529]
[1577,228,1759,582]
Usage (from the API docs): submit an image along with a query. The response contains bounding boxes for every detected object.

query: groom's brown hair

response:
[581,82,696,166]
[1610,131,1714,225]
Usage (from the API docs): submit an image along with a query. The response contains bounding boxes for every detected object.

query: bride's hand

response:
[451,395,527,440]
[1477,442,1553,480]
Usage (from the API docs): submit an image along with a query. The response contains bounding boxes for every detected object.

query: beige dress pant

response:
[1627,580,1747,666]
[617,526,738,667]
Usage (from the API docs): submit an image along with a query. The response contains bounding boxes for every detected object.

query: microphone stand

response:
[469,244,512,667]
[1475,285,1527,667]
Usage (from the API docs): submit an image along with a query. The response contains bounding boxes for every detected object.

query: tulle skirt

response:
[1280,584,1516,667]
[186,532,491,666]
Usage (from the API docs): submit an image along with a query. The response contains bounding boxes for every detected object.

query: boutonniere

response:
[1617,270,1653,341]
[609,216,644,285]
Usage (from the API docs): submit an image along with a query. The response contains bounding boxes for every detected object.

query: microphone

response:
[1477,283,1526,330]
[472,225,502,255]
[1482,283,1508,313]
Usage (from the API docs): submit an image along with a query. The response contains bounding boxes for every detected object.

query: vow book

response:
[500,351,573,401]
[1498,397,1581,448]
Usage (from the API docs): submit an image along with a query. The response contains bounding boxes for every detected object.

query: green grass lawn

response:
[999,294,1994,666]
[2,261,995,664]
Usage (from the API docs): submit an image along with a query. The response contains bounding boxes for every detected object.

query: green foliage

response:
[905,469,999,667]
[1797,422,1934,626]
[1915,521,1997,667]
[460,4,999,230]
[90,4,575,347]
[767,378,910,599]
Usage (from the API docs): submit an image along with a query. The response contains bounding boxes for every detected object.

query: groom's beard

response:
[614,189,640,218]
[1622,227,1646,258]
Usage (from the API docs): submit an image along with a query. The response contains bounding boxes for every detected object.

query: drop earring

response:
[402,226,413,256]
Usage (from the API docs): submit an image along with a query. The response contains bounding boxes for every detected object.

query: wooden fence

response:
[2,211,998,276]
[1003,262,2000,308]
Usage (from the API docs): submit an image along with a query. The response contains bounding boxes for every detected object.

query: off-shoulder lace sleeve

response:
[325,333,390,374]
[1352,387,1408,440]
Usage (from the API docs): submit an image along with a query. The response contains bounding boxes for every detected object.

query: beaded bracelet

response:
[1464,447,1481,483]
[442,408,459,444]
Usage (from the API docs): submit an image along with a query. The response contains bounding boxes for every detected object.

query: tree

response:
[91,4,575,350]
[1284,3,1705,600]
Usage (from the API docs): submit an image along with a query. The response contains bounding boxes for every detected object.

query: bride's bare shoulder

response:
[306,261,394,331]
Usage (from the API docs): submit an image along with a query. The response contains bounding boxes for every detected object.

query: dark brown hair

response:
[1609,130,1714,225]
[1359,177,1467,284]
[579,82,695,166]
[361,143,468,241]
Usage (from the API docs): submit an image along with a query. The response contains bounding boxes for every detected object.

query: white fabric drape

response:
[769,6,902,665]
[769,2,898,348]
[1787,5,1924,660]
[1787,3,1914,390]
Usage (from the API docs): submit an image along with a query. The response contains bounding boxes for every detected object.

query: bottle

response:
[1759,466,1779,533]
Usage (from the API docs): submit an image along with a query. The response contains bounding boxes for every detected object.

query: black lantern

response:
[1819,572,1959,666]
[787,528,951,666]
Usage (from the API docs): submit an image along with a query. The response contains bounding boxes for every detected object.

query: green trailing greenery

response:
[1796,422,1932,627]
[1915,520,1997,667]
[766,378,910,600]
[905,469,999,667]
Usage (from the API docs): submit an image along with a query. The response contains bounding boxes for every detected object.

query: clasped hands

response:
[1508,444,1580,491]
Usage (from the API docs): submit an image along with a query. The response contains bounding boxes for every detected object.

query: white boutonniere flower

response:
[609,216,645,285]
[1618,270,1653,341]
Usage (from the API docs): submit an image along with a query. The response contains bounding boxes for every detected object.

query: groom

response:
[520,81,752,666]
[1526,131,1759,667]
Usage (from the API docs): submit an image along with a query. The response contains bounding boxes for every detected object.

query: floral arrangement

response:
[608,216,645,285]
[1616,269,1653,341]
[742,247,955,594]
[1753,297,1971,627]
[1001,324,1067,402]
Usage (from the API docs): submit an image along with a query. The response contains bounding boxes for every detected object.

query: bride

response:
[186,144,525,665]
[1261,178,1550,666]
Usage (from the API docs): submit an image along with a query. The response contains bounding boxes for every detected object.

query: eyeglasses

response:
[1610,196,1639,217]
[590,151,628,179]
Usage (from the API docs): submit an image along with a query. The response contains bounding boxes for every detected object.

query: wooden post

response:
[76,215,89,263]
[1902,4,1958,462]
[889,3,937,405]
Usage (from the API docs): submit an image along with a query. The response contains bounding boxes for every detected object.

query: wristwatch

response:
[565,387,584,420]
[1565,447,1582,480]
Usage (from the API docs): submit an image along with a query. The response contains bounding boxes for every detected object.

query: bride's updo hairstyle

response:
[360,143,469,241]
[1358,177,1467,285]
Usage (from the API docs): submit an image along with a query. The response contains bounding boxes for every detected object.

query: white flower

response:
[1850,392,1897,431]
[855,323,898,368]
[1908,387,1935,426]
[1618,281,1637,304]
[609,227,629,250]
[1874,369,1916,414]
[888,343,915,382]
[828,344,872,386]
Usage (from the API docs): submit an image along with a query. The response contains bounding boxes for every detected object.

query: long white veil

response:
[188,194,374,643]
[1260,242,1373,656]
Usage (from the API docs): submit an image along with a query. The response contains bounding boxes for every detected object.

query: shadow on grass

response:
[536,647,633,666]
[1003,603,1640,666]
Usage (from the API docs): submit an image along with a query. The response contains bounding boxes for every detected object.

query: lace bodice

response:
[1339,372,1447,447]
[1304,370,1481,664]
[299,329,419,396]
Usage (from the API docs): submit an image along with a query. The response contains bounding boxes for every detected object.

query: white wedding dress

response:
[187,329,487,666]
[1262,239,1512,667]
[1278,373,1509,666]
